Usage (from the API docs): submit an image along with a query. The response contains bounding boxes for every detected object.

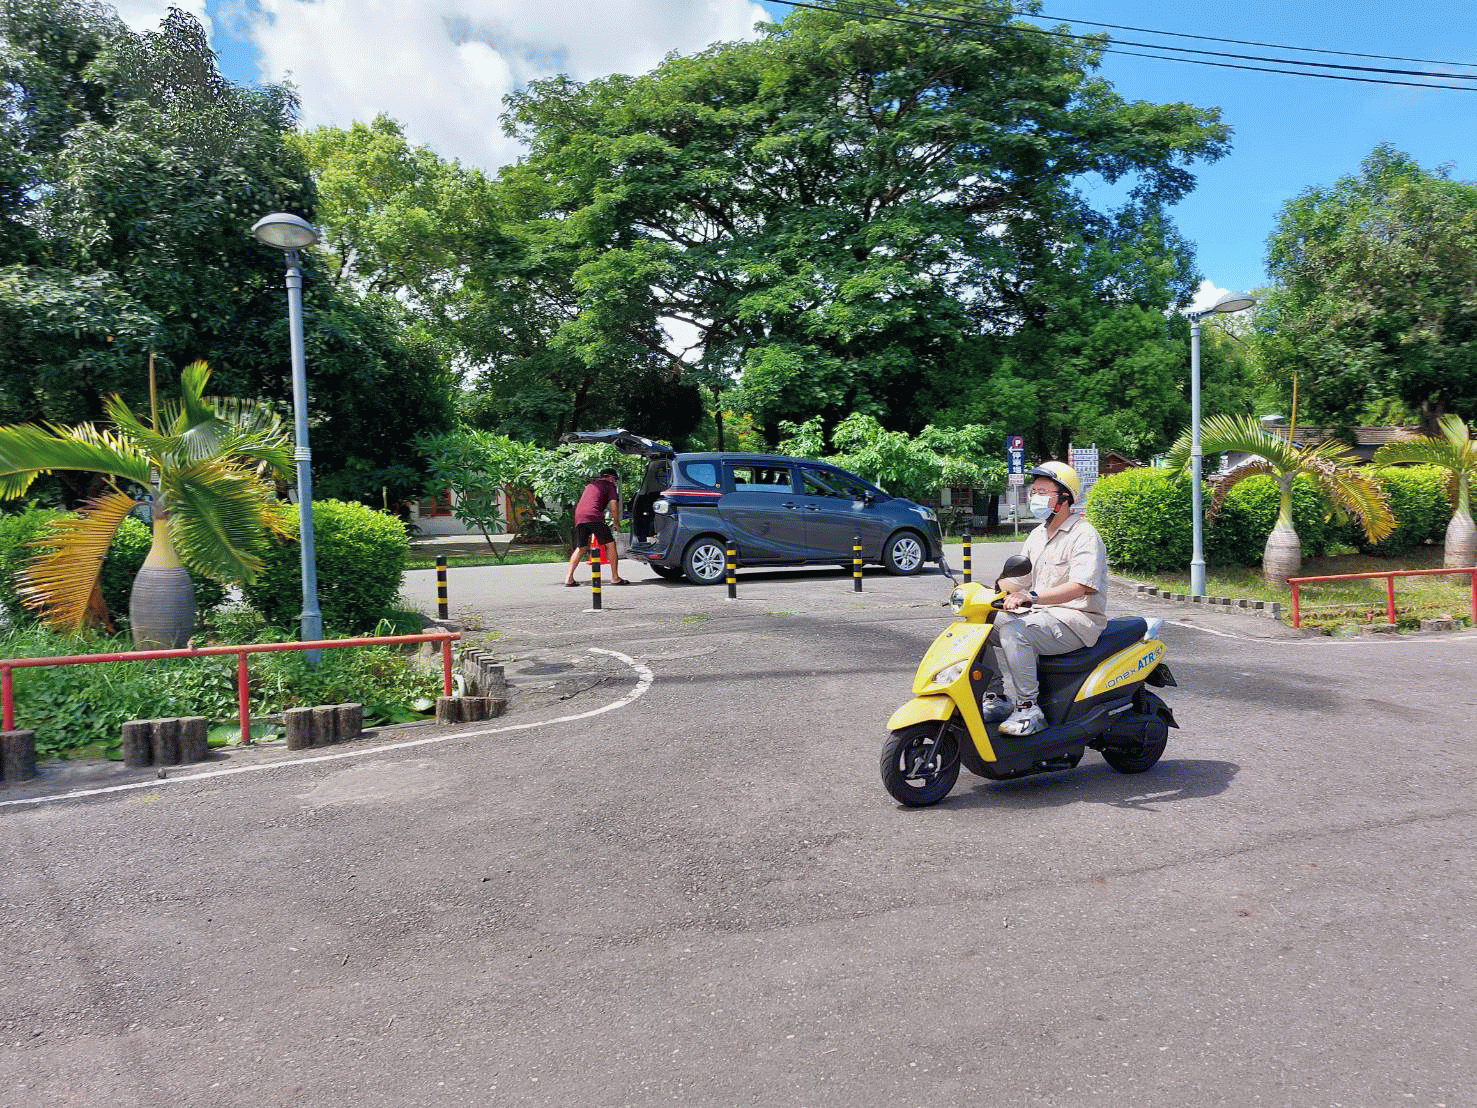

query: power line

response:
[1033,8,1477,70]
[765,0,1477,91]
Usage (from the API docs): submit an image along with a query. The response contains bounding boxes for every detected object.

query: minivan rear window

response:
[682,460,719,488]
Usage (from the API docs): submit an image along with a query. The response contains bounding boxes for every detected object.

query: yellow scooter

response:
[881,555,1178,807]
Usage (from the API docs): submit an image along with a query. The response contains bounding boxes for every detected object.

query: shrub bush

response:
[1204,474,1335,566]
[1088,469,1351,572]
[1349,465,1448,557]
[0,505,66,627]
[1085,469,1192,573]
[1,507,226,630]
[241,500,410,633]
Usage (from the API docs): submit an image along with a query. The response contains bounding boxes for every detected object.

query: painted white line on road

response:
[1169,620,1243,639]
[0,648,655,811]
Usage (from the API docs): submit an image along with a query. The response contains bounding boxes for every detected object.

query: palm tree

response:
[0,361,293,647]
[1371,415,1476,568]
[1169,413,1395,589]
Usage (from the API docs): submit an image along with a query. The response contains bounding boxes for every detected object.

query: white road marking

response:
[0,648,654,811]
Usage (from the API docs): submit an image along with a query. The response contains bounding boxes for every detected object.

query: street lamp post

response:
[252,213,324,651]
[1188,290,1256,598]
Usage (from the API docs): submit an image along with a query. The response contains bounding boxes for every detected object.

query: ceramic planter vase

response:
[129,516,195,649]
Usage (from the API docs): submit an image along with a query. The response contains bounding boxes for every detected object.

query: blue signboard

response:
[1006,434,1025,478]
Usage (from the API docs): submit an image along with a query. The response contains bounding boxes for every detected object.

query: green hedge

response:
[240,499,410,633]
[1085,469,1192,573]
[1087,469,1339,572]
[1203,474,1335,565]
[1,507,225,630]
[1348,465,1448,557]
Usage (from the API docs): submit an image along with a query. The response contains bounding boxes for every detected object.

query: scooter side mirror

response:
[997,554,1032,581]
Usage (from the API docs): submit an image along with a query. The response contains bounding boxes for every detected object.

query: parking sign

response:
[1006,435,1025,486]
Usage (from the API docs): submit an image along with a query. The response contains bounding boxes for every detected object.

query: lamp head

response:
[252,213,319,251]
[1210,291,1256,314]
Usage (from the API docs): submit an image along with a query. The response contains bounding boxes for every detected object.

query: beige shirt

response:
[1009,511,1109,645]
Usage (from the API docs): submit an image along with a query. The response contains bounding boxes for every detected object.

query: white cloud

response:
[235,0,771,171]
[111,0,212,34]
[1187,280,1231,314]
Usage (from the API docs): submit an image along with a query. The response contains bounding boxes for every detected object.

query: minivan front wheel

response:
[683,537,728,584]
[882,530,927,576]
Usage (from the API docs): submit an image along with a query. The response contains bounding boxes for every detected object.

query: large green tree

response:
[0,1,453,506]
[494,0,1229,449]
[1261,145,1477,436]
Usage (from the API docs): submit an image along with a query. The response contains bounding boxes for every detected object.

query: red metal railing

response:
[1287,567,1477,628]
[2,631,460,745]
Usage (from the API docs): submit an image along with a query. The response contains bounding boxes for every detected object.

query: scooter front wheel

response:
[881,722,962,807]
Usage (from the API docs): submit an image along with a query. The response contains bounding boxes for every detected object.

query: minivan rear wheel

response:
[882,530,927,576]
[683,537,728,584]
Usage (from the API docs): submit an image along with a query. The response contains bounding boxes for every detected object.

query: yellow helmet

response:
[1027,461,1082,504]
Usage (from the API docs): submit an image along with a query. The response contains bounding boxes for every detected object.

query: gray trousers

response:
[990,610,1089,705]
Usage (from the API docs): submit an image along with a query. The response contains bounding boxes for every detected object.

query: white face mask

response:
[1028,493,1055,520]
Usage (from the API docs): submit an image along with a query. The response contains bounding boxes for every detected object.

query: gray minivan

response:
[560,430,945,584]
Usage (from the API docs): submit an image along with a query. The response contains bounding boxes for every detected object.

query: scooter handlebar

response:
[990,595,1033,610]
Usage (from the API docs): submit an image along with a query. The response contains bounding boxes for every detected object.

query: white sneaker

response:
[981,694,1013,724]
[998,702,1046,736]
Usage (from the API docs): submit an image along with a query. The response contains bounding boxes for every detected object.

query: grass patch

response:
[1130,547,1473,633]
[945,530,1030,544]
[406,545,567,570]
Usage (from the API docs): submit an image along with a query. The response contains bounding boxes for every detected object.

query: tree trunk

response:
[1262,525,1302,590]
[1445,511,1476,569]
[129,515,195,649]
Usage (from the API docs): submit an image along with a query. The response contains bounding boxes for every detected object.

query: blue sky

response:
[118,1,1476,309]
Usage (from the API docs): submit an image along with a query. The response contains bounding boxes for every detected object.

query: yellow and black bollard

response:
[589,538,603,610]
[962,530,972,584]
[853,535,863,592]
[726,540,737,599]
[436,554,450,618]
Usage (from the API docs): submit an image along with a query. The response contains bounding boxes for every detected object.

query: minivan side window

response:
[683,460,719,488]
[810,466,873,501]
[729,464,793,492]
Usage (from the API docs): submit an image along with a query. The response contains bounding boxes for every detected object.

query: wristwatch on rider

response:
[1029,590,1038,602]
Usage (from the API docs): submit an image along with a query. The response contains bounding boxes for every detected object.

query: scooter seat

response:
[1038,616,1149,674]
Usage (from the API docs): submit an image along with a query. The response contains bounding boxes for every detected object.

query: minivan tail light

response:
[652,498,670,514]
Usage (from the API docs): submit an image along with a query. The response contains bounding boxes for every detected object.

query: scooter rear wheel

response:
[881,722,962,807]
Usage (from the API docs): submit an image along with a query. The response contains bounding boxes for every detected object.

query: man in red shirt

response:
[564,468,628,586]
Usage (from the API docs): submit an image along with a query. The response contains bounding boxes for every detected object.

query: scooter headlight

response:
[949,587,966,613]
[929,661,968,689]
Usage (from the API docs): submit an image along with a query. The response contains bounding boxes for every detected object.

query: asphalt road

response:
[3,553,1475,1107]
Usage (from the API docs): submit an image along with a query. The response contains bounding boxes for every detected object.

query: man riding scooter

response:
[984,461,1108,736]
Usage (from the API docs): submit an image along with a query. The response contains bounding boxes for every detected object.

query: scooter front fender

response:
[886,696,998,763]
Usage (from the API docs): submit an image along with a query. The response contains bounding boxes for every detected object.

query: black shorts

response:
[574,521,614,550]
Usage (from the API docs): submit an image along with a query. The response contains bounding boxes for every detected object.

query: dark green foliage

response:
[0,504,62,625]
[1204,476,1334,565]
[495,1,1229,449]
[1348,466,1448,556]
[1260,145,1477,434]
[1085,469,1192,573]
[240,500,409,633]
